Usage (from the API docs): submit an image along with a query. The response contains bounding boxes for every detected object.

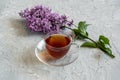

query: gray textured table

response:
[0,0,120,80]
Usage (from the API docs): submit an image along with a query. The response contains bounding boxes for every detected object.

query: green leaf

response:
[72,21,90,40]
[76,35,87,39]
[97,35,115,58]
[77,21,89,37]
[81,42,97,48]
[73,29,80,35]
[73,29,87,39]
[98,35,111,51]
[100,46,115,58]
[104,48,115,58]
[78,21,89,30]
[99,35,111,47]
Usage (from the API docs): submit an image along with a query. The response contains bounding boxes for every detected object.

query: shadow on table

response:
[19,46,45,66]
[9,18,48,66]
[9,18,45,37]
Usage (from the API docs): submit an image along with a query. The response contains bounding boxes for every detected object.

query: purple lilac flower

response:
[19,5,73,34]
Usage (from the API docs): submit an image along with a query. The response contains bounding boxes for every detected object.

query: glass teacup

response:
[35,31,79,66]
[44,31,73,59]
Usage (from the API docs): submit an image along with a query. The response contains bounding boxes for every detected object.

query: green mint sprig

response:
[66,21,115,58]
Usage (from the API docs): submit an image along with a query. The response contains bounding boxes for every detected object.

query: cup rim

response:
[44,32,72,49]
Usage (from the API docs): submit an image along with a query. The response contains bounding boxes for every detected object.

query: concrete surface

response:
[0,0,120,80]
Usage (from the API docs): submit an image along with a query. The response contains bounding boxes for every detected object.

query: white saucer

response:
[35,39,80,66]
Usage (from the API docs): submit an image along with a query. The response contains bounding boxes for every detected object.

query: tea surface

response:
[45,34,70,48]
